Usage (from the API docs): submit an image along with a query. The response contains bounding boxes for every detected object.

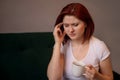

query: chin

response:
[69,37,77,40]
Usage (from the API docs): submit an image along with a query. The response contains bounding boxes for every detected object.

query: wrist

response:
[55,42,62,45]
[54,42,61,48]
[94,71,104,80]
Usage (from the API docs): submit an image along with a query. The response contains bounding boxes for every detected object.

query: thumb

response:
[86,64,93,69]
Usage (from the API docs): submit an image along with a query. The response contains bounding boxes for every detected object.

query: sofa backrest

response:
[0,32,54,80]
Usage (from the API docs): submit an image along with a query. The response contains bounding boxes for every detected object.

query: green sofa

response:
[0,32,54,80]
[0,32,120,80]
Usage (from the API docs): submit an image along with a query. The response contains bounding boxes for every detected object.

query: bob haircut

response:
[55,3,94,44]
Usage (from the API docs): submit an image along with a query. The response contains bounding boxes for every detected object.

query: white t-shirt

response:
[61,36,110,80]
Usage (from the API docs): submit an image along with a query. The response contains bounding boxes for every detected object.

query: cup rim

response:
[73,61,85,67]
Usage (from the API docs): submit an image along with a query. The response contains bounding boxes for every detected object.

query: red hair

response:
[55,3,94,44]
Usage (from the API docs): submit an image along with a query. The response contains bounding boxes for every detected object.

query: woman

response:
[47,3,113,80]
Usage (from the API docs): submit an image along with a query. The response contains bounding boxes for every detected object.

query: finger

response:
[57,28,62,36]
[84,74,89,79]
[62,31,66,37]
[85,66,90,71]
[85,66,93,74]
[86,64,93,70]
[53,27,61,36]
[85,71,94,79]
[56,22,63,28]
[84,71,91,79]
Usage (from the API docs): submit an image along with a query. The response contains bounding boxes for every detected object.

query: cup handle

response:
[82,66,90,76]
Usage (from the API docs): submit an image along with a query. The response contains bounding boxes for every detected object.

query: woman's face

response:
[63,15,86,41]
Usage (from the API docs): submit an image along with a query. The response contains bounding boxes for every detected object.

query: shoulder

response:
[62,40,70,48]
[61,40,70,53]
[90,36,108,50]
[90,36,110,61]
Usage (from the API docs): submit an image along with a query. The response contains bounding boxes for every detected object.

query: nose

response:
[69,26,74,32]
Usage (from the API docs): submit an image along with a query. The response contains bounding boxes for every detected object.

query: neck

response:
[71,38,89,47]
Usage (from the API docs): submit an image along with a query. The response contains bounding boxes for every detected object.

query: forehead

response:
[63,15,80,23]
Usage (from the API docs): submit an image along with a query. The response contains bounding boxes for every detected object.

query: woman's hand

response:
[53,23,66,44]
[84,65,98,80]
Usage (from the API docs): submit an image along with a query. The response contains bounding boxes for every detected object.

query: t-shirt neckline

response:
[70,39,91,62]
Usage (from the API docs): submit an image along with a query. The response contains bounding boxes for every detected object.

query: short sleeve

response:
[99,41,110,62]
[60,42,68,54]
[60,43,64,54]
[60,44,65,54]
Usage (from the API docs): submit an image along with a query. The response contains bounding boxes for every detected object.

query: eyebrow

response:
[63,22,80,24]
[63,22,80,25]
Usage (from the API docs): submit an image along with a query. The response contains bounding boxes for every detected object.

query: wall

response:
[0,0,120,73]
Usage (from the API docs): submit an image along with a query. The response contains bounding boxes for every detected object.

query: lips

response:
[69,33,76,37]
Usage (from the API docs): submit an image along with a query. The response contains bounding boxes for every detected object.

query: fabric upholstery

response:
[0,32,54,80]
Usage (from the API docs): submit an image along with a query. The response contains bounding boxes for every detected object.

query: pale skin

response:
[47,15,113,80]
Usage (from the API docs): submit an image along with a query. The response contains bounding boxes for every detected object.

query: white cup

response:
[72,61,85,77]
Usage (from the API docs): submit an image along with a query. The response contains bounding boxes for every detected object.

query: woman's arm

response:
[97,56,113,80]
[47,43,64,80]
[85,56,113,80]
[47,23,66,80]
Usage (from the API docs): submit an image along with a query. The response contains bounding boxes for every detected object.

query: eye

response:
[72,23,79,27]
[63,24,69,27]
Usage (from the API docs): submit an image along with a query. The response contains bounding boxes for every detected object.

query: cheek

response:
[81,26,85,32]
[64,28,70,35]
[78,26,85,33]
